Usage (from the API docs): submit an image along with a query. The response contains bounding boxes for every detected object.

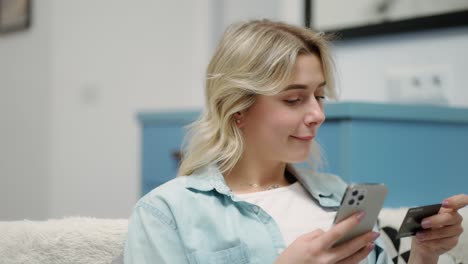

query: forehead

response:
[287,54,325,89]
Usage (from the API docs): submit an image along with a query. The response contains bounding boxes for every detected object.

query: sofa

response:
[0,208,466,264]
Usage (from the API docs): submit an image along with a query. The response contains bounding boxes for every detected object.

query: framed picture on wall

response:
[305,0,468,40]
[0,0,31,34]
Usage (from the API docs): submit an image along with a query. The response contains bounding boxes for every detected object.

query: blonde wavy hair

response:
[178,19,337,176]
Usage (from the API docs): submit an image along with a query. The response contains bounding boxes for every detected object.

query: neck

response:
[224,156,290,192]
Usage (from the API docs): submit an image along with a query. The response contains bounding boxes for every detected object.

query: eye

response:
[315,96,326,102]
[284,98,301,105]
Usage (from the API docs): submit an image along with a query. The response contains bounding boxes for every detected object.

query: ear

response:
[233,111,245,128]
[233,111,242,119]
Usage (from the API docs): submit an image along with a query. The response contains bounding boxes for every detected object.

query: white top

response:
[236,181,336,246]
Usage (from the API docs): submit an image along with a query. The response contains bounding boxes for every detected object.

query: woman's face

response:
[240,54,326,163]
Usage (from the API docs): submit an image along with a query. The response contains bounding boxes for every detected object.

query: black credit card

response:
[396,203,442,238]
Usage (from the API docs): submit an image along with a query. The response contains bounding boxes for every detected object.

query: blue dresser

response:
[137,102,468,207]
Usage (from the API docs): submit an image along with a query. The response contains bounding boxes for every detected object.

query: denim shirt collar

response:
[185,164,345,208]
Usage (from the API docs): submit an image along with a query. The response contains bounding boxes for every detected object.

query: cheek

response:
[254,109,298,136]
[271,113,297,131]
[244,98,302,141]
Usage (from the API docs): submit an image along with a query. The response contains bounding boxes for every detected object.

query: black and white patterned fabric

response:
[379,225,411,264]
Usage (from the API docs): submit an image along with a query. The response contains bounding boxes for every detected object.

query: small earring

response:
[235,119,241,124]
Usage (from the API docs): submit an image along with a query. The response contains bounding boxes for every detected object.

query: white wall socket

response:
[386,65,451,105]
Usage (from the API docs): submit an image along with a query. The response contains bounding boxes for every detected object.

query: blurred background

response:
[1,0,467,221]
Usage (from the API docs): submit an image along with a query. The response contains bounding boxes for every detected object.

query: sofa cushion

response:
[0,217,128,264]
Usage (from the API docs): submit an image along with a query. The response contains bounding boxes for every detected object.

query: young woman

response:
[124,20,466,264]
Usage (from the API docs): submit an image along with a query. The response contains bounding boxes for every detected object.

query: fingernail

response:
[442,200,450,207]
[421,219,431,229]
[367,243,375,251]
[356,211,366,221]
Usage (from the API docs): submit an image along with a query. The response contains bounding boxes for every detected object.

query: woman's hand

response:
[275,212,380,264]
[409,194,467,264]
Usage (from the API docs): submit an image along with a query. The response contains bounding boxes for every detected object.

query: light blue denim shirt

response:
[124,165,391,264]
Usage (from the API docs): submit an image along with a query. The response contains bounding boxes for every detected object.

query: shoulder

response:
[313,171,347,185]
[292,166,348,206]
[294,167,347,193]
[137,176,191,209]
[314,172,348,196]
[135,177,194,216]
[134,172,218,217]
[143,176,189,197]
[131,171,224,229]
[318,172,347,189]
[129,177,188,227]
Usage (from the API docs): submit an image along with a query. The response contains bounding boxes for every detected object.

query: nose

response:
[304,100,325,127]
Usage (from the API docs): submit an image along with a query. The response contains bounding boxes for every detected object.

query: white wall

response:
[0,1,51,220]
[47,0,211,218]
[1,0,212,220]
[332,27,468,107]
[211,0,303,49]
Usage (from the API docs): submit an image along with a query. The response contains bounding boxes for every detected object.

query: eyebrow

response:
[283,81,326,91]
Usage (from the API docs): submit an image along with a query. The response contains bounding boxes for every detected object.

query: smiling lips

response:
[291,135,315,141]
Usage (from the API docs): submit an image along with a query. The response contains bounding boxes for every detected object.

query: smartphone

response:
[332,183,388,247]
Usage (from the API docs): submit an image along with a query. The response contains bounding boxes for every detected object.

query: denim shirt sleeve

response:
[124,200,188,264]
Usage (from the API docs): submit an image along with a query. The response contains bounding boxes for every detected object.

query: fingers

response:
[336,243,375,264]
[439,207,454,214]
[303,229,325,240]
[414,236,460,253]
[442,194,468,211]
[294,217,377,264]
[416,223,463,242]
[422,211,463,229]
[320,211,365,249]
[330,231,380,262]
